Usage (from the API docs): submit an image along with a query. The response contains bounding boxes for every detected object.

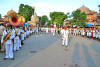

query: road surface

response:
[0,33,100,67]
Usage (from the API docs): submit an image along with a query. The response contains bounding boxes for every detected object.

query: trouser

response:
[73,33,76,36]
[21,40,24,45]
[65,37,68,46]
[18,40,22,48]
[14,43,20,51]
[5,43,13,58]
[0,44,5,52]
[62,37,68,46]
[62,38,65,46]
[53,32,55,36]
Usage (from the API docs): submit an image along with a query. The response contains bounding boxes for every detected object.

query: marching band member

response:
[14,28,20,51]
[1,28,7,52]
[24,28,27,40]
[46,27,49,33]
[92,29,96,39]
[4,26,15,60]
[98,29,100,41]
[86,29,89,38]
[82,28,85,37]
[51,27,56,36]
[17,28,22,48]
[20,28,24,45]
[63,26,69,47]
[61,27,65,45]
[73,28,76,36]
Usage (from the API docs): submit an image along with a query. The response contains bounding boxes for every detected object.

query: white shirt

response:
[5,30,15,44]
[1,30,7,44]
[63,30,69,38]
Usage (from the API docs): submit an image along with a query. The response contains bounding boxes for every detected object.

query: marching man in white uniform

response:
[4,27,15,60]
[51,27,56,36]
[61,27,65,45]
[46,27,49,33]
[1,28,7,52]
[14,28,20,51]
[64,27,69,47]
[20,28,24,45]
[61,26,69,47]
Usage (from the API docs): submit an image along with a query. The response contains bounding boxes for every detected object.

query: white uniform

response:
[24,31,27,38]
[63,29,69,46]
[17,29,22,48]
[14,28,19,51]
[73,28,76,36]
[1,30,7,44]
[82,30,85,36]
[36,27,39,33]
[1,30,7,52]
[61,29,65,45]
[46,28,49,33]
[14,36,20,51]
[5,29,15,58]
[51,28,55,36]
[93,30,96,38]
[21,29,24,41]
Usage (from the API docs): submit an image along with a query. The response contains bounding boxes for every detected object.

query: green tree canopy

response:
[0,14,2,20]
[71,9,87,27]
[18,4,34,22]
[38,16,42,21]
[46,20,53,26]
[97,14,100,22]
[50,12,67,26]
[41,15,48,26]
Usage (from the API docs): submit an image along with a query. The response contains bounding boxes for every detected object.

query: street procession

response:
[0,12,40,60]
[1,21,100,60]
[0,0,100,67]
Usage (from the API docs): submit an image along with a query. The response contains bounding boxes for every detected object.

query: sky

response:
[0,0,100,18]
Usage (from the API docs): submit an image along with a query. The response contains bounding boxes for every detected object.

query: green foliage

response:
[0,14,2,19]
[38,16,42,21]
[41,15,48,26]
[98,15,100,19]
[71,9,87,27]
[50,12,67,26]
[47,20,53,26]
[18,4,34,22]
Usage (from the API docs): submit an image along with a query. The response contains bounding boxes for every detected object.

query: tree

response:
[97,14,100,22]
[50,12,67,26]
[46,20,53,26]
[71,9,87,27]
[38,16,42,21]
[41,15,48,26]
[0,14,2,20]
[18,4,34,22]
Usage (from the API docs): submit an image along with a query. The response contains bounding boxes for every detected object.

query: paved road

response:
[0,33,100,67]
[18,35,100,67]
[0,33,59,67]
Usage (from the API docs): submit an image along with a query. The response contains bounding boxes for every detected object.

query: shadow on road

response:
[72,44,80,67]
[91,42,100,54]
[82,45,96,67]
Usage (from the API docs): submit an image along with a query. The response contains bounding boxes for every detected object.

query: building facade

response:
[78,5,98,25]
